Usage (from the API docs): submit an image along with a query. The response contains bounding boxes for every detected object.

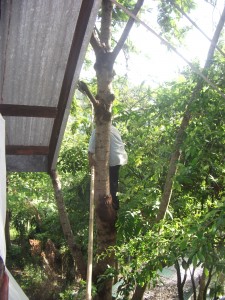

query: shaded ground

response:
[144,285,178,300]
[143,266,203,300]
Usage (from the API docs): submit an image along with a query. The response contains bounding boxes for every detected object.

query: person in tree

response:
[88,125,128,210]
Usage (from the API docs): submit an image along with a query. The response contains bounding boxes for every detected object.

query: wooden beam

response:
[6,145,49,155]
[0,104,57,118]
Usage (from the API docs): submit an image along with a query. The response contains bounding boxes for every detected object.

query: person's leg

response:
[109,165,120,210]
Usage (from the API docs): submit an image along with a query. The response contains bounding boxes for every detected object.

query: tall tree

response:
[156,4,225,221]
[85,1,145,298]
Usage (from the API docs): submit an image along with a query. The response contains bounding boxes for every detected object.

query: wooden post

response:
[86,166,95,300]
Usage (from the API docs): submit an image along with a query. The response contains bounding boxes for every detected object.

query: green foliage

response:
[7,172,58,241]
[157,0,195,45]
[7,244,25,269]
[72,280,97,300]
[58,95,91,176]
[107,69,225,295]
[111,1,139,24]
[59,287,75,300]
[7,51,225,298]
[17,264,63,300]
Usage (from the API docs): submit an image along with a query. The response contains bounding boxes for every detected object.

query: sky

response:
[114,0,225,86]
[80,0,225,88]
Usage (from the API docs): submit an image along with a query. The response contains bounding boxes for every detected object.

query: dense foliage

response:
[6,56,225,298]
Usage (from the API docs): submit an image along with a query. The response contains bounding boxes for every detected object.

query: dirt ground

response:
[143,277,179,300]
[143,265,203,300]
[144,283,180,300]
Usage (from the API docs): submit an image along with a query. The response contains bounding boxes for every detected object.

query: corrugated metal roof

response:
[5,116,53,146]
[0,0,101,172]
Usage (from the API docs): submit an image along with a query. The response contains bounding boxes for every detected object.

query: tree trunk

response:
[156,5,225,221]
[93,120,117,300]
[5,178,11,250]
[175,260,185,300]
[203,266,213,300]
[131,283,147,300]
[197,269,206,300]
[5,210,11,250]
[50,170,86,280]
[89,1,144,298]
[190,267,197,300]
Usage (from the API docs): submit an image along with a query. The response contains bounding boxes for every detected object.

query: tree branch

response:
[90,31,103,57]
[77,81,99,108]
[204,4,225,68]
[101,0,113,51]
[112,0,144,62]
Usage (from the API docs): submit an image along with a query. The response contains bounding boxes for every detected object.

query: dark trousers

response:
[109,165,120,210]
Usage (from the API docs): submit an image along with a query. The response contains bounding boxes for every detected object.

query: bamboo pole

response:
[86,103,95,300]
[86,166,95,300]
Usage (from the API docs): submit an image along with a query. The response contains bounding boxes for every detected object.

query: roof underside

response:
[0,0,100,172]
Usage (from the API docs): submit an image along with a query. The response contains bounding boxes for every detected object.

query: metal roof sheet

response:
[0,0,101,172]
[5,116,53,146]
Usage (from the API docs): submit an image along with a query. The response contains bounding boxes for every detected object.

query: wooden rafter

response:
[6,146,49,155]
[0,104,57,118]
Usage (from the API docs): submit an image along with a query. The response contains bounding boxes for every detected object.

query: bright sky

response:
[114,0,225,86]
[80,1,225,87]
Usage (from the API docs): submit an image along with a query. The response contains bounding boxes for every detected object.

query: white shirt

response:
[88,125,128,166]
